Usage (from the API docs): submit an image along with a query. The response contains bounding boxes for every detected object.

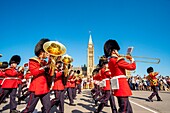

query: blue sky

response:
[0,0,170,76]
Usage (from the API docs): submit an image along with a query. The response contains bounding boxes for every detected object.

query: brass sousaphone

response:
[43,41,66,76]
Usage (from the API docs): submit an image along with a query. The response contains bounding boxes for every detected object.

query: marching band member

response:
[50,61,65,113]
[147,67,162,102]
[21,38,51,113]
[0,62,8,93]
[91,68,100,101]
[104,39,136,113]
[0,61,8,103]
[70,70,77,99]
[94,56,117,113]
[66,69,76,106]
[18,70,32,103]
[17,66,24,104]
[0,55,21,113]
[76,70,83,94]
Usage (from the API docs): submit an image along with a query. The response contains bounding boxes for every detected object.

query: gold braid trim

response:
[29,57,41,63]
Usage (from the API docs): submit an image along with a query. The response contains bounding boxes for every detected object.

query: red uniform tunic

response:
[70,76,76,88]
[76,78,82,85]
[100,67,111,91]
[0,70,5,86]
[1,67,20,88]
[109,57,136,96]
[147,72,159,86]
[17,72,24,85]
[93,73,102,85]
[28,57,50,95]
[52,70,65,90]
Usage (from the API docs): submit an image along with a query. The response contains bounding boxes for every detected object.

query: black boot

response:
[147,97,153,102]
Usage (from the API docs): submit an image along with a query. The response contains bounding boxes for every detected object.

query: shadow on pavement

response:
[77,103,95,112]
[0,103,10,112]
[72,109,84,113]
[130,96,148,101]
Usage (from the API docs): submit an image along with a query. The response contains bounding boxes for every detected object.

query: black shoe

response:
[147,97,153,102]
[69,103,76,106]
[18,101,21,105]
[157,99,162,101]
[104,104,110,107]
[95,100,98,106]
[10,110,20,113]
[2,100,8,103]
[94,110,99,113]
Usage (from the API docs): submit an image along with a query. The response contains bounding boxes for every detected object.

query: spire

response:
[88,31,93,44]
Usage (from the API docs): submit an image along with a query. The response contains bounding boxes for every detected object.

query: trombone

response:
[120,55,160,64]
[133,56,160,64]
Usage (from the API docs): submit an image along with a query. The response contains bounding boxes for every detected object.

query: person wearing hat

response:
[104,39,136,113]
[0,55,21,113]
[0,61,8,103]
[76,70,82,94]
[50,60,66,113]
[21,38,51,113]
[146,67,162,102]
[94,56,117,113]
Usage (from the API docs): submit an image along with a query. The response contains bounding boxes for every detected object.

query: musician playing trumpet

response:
[104,39,136,113]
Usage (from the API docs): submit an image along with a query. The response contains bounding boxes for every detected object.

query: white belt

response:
[111,75,127,79]
[110,75,126,90]
[102,78,110,81]
[1,77,20,85]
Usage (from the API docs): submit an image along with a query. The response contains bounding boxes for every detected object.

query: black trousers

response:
[77,84,81,94]
[72,87,76,99]
[95,90,117,113]
[149,86,161,100]
[0,88,17,111]
[51,90,65,113]
[117,97,133,113]
[21,92,51,113]
[67,88,74,104]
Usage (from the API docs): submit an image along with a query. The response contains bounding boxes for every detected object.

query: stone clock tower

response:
[87,33,94,77]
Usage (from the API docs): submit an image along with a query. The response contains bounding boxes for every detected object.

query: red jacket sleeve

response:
[29,60,45,77]
[118,59,136,70]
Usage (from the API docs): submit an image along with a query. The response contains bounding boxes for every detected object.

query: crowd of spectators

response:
[128,75,170,91]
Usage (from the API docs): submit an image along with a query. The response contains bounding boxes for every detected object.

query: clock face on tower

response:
[89,45,92,48]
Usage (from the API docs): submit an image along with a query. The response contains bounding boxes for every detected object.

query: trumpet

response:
[43,41,66,76]
[119,54,160,64]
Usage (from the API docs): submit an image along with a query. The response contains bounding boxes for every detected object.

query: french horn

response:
[43,41,66,76]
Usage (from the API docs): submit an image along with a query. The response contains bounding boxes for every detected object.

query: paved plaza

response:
[0,90,170,113]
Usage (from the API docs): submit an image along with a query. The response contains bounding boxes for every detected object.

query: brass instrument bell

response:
[61,54,73,64]
[43,41,66,57]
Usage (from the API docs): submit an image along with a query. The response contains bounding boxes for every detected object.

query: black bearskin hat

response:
[92,68,100,76]
[0,61,8,68]
[34,38,50,56]
[104,39,120,58]
[98,55,108,67]
[77,70,80,74]
[9,55,21,65]
[147,67,154,74]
